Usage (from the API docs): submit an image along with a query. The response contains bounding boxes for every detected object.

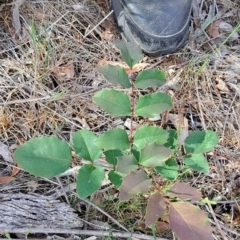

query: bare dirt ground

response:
[0,0,240,239]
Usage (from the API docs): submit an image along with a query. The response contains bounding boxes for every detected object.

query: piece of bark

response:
[0,193,83,229]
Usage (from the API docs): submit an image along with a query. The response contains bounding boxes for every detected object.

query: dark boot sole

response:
[111,0,192,54]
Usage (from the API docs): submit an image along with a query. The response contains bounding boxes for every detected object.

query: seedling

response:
[14,40,218,240]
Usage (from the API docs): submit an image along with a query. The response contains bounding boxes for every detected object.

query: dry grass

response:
[0,0,240,239]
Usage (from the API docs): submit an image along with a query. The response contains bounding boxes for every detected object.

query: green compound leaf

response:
[119,169,151,201]
[13,136,71,178]
[97,64,131,88]
[72,130,102,162]
[155,159,178,180]
[136,69,166,89]
[93,89,131,117]
[183,154,209,173]
[136,92,172,118]
[139,143,173,168]
[76,164,105,198]
[116,154,138,175]
[95,128,130,151]
[104,149,123,166]
[113,39,143,68]
[108,170,125,189]
[184,130,219,154]
[133,125,169,150]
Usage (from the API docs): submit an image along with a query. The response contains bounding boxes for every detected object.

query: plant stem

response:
[130,69,135,149]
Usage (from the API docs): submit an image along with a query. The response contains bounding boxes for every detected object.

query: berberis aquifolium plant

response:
[14,40,218,240]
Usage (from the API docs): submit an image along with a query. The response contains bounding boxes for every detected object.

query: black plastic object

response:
[111,0,193,54]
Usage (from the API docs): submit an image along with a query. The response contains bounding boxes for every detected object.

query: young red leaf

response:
[119,170,151,201]
[145,192,166,227]
[167,182,202,201]
[169,202,214,240]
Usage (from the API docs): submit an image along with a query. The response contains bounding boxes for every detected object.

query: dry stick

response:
[55,177,70,205]
[221,91,238,146]
[73,193,129,233]
[0,90,97,106]
[0,228,169,240]
[38,102,83,129]
[83,194,94,230]
[207,204,228,240]
[216,199,240,204]
[210,219,240,237]
[192,0,200,26]
[195,81,206,129]
[84,10,113,38]
[192,199,240,206]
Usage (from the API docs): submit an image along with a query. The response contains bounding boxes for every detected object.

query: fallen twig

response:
[0,228,169,240]
[207,203,228,240]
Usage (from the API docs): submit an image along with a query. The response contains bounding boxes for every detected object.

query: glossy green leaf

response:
[119,170,151,201]
[113,39,143,68]
[104,149,123,166]
[76,164,105,198]
[183,154,209,173]
[133,125,169,150]
[184,130,219,154]
[116,154,138,175]
[136,92,172,118]
[13,136,71,178]
[97,64,131,88]
[155,159,178,180]
[139,143,173,168]
[93,89,131,117]
[164,129,178,149]
[131,147,140,162]
[108,170,125,189]
[136,69,166,89]
[95,128,130,151]
[72,130,102,162]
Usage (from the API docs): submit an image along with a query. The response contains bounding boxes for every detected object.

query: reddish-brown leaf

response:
[145,192,166,226]
[0,165,20,184]
[11,166,20,176]
[155,221,170,234]
[0,176,15,184]
[96,0,108,8]
[169,202,213,240]
[52,64,75,82]
[119,170,151,202]
[206,19,221,38]
[98,60,149,74]
[100,30,113,40]
[167,182,202,201]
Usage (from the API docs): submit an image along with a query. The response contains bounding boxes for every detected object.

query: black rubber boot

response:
[111,0,193,54]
